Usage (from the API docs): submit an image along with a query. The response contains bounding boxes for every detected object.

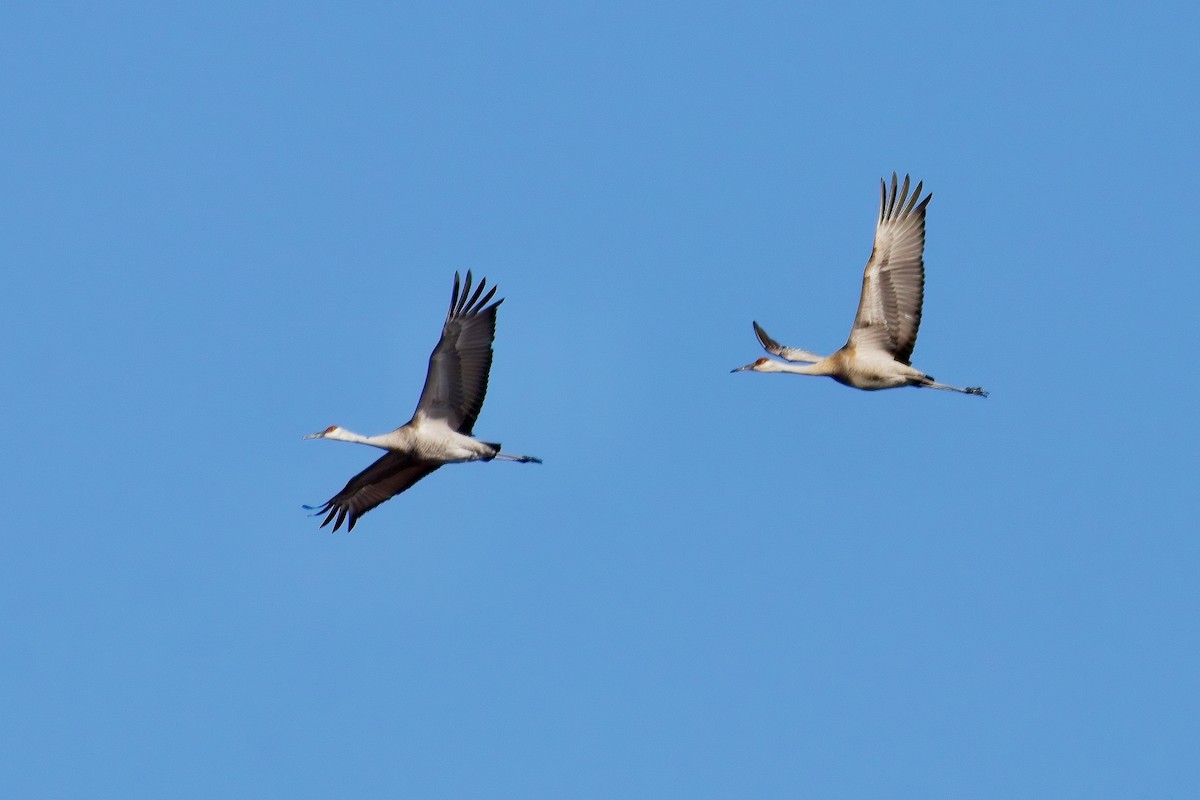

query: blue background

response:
[3,2,1197,797]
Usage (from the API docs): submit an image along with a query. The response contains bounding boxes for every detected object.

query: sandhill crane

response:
[304,272,541,532]
[732,173,987,396]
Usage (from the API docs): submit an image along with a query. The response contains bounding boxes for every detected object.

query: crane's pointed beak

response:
[304,425,338,440]
[731,363,752,373]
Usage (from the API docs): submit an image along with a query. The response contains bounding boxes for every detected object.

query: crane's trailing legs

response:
[493,452,543,463]
[918,378,989,397]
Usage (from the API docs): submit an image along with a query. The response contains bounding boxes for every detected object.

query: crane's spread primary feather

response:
[848,172,930,365]
[414,271,502,435]
[306,456,439,532]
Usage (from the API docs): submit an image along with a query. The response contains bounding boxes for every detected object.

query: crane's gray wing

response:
[847,173,930,365]
[753,321,824,363]
[414,271,502,435]
[307,452,440,532]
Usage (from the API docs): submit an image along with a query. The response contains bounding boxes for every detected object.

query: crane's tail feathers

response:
[479,442,541,463]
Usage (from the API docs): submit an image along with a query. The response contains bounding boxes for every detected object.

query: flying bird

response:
[732,173,987,396]
[304,272,541,532]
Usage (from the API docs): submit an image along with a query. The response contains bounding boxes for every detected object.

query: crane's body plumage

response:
[733,174,987,397]
[304,272,540,532]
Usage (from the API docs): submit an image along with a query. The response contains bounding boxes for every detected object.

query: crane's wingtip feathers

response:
[752,321,781,352]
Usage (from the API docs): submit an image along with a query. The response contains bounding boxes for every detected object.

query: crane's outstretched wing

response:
[413,271,502,435]
[753,321,824,363]
[306,452,440,532]
[847,173,931,365]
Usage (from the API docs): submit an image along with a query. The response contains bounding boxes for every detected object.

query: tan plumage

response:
[733,173,987,396]
[304,272,541,532]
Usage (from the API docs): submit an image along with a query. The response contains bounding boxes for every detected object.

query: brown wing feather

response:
[753,321,824,363]
[848,173,931,365]
[309,453,440,532]
[414,271,502,434]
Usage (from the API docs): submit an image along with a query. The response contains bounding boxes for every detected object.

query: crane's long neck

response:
[325,427,396,449]
[766,359,833,376]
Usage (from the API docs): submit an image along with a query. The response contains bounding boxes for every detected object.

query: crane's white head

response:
[731,357,780,373]
[303,425,343,440]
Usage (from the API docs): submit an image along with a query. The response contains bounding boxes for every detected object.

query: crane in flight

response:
[304,272,541,532]
[732,173,987,397]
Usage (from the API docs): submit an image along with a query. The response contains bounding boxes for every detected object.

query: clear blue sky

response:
[3,2,1197,797]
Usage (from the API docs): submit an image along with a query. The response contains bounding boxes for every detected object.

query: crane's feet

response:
[965,386,989,397]
[496,453,543,463]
